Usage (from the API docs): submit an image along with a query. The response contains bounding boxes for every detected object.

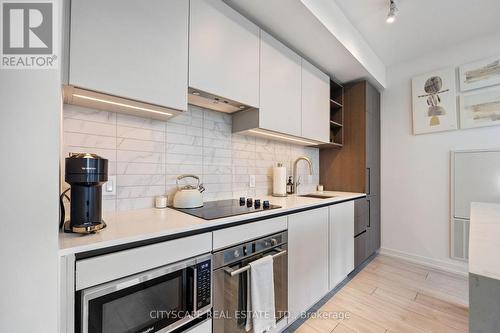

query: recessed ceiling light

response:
[386,0,397,23]
[192,91,200,96]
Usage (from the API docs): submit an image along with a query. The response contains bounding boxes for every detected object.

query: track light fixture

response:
[386,0,398,23]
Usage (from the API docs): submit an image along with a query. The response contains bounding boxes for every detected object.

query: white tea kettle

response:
[173,174,205,208]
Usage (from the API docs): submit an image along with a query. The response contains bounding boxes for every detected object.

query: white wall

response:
[381,33,500,273]
[0,70,60,330]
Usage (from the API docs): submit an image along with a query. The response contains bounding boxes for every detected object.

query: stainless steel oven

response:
[79,254,212,333]
[212,231,288,333]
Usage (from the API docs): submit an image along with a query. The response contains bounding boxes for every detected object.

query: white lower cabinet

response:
[185,319,212,333]
[288,207,329,320]
[329,201,355,289]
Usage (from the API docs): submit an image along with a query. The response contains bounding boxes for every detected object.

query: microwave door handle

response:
[224,248,287,277]
[192,266,198,312]
[194,266,198,312]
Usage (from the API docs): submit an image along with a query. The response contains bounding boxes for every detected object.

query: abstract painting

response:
[411,67,457,135]
[459,56,500,91]
[459,86,500,129]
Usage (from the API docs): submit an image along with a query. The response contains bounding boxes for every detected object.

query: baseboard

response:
[379,247,469,277]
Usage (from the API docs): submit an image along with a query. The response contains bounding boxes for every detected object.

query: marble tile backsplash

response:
[62,104,319,211]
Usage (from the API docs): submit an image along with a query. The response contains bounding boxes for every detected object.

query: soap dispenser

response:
[286,176,294,195]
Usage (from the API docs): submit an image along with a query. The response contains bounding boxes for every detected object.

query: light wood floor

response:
[296,255,469,333]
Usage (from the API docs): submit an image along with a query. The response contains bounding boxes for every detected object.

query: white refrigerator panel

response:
[454,150,500,219]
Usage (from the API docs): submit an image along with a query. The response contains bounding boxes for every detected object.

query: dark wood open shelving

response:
[319,80,344,149]
[330,98,343,108]
[330,120,342,127]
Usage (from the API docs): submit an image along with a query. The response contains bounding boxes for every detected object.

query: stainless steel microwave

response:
[78,254,212,333]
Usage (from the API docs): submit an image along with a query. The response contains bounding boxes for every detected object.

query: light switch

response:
[103,175,116,196]
[249,175,256,188]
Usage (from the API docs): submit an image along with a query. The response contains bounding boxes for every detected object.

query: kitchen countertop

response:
[59,191,365,256]
[469,202,500,280]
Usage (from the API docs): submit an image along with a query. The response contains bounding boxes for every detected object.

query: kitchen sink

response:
[298,194,337,199]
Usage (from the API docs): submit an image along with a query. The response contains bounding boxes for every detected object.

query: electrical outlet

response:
[249,175,256,188]
[103,175,116,196]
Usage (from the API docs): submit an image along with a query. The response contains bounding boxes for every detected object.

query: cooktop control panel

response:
[173,199,280,220]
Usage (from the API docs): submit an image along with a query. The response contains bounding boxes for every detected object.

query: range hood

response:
[62,86,183,121]
[187,87,256,114]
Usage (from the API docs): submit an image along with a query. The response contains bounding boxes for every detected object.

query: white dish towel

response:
[246,255,277,333]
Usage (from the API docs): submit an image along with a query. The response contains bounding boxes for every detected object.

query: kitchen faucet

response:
[292,156,313,194]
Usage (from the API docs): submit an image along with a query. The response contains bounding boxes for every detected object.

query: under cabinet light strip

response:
[248,129,318,145]
[72,94,173,116]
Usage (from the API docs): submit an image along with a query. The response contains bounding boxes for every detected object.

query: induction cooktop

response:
[172,199,281,220]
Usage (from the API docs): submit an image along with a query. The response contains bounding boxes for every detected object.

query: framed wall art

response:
[459,86,500,129]
[411,67,458,135]
[459,56,500,92]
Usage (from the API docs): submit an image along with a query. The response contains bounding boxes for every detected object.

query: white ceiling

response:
[226,0,386,88]
[335,0,500,66]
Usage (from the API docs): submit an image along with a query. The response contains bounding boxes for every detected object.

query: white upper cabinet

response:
[301,59,330,143]
[259,31,302,137]
[189,0,260,107]
[69,0,188,111]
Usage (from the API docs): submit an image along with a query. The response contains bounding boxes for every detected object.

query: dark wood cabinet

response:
[354,198,369,236]
[368,195,381,254]
[320,80,381,268]
[366,81,381,257]
[354,231,368,268]
[354,198,370,266]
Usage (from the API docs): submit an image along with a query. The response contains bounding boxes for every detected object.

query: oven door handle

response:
[224,248,287,277]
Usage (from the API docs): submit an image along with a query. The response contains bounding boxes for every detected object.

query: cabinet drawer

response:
[212,217,287,250]
[354,231,369,268]
[354,199,369,236]
[76,233,212,290]
[185,318,212,333]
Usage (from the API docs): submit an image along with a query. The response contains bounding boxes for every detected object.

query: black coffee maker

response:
[61,153,108,234]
